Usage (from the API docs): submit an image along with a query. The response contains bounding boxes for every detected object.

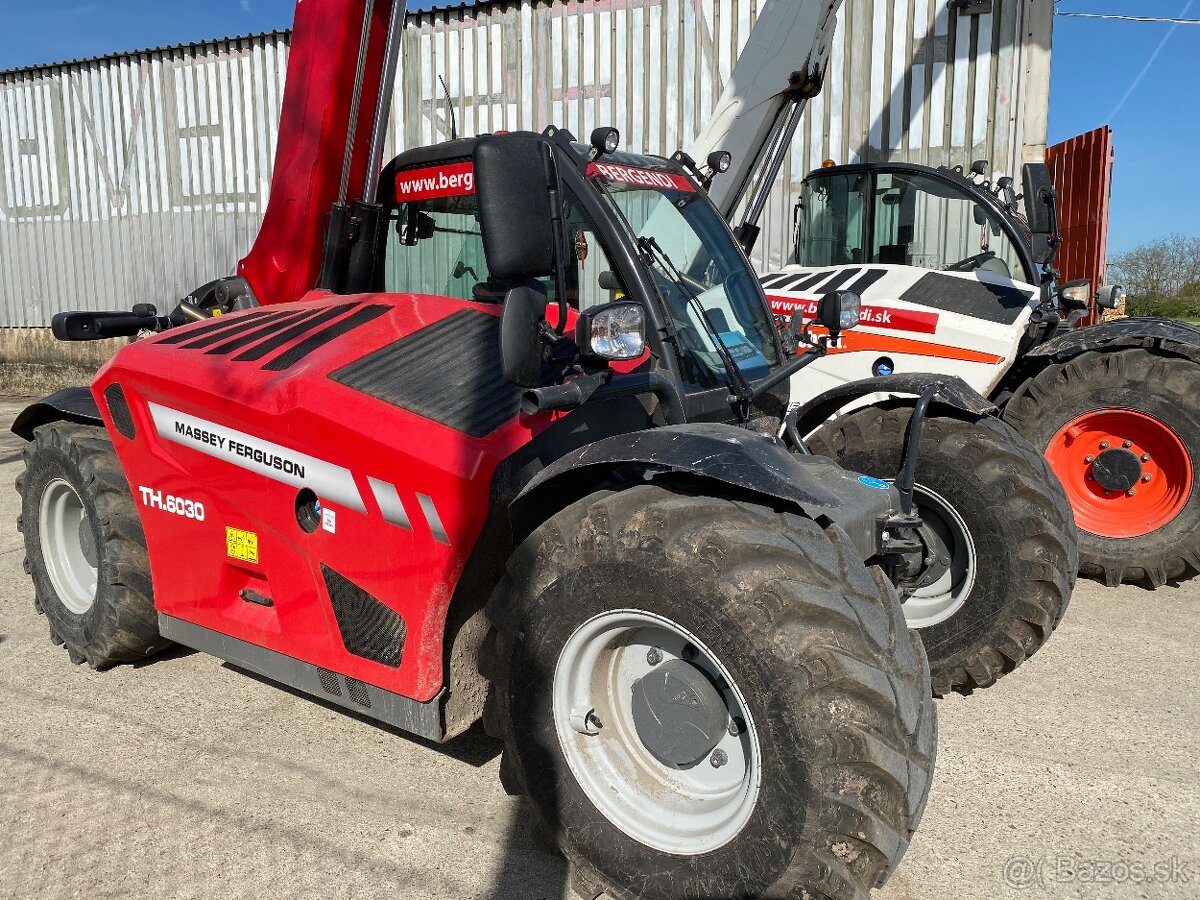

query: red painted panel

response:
[1047,127,1115,325]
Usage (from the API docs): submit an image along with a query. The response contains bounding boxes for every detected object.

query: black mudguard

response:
[1028,316,1200,364]
[509,422,902,562]
[12,387,103,441]
[790,374,997,437]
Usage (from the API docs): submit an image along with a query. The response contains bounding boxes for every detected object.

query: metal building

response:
[0,0,1053,330]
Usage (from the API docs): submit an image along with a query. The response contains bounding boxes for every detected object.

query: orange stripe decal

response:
[808,329,1005,365]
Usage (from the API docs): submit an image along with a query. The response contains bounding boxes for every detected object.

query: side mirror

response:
[499,285,548,387]
[475,134,559,279]
[1023,163,1056,235]
[1097,284,1127,311]
[576,302,646,361]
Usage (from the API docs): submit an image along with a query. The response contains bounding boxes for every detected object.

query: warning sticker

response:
[226,527,259,564]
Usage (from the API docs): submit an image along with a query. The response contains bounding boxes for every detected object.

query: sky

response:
[0,1,1194,253]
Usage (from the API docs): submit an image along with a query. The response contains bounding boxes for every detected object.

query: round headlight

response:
[591,127,621,157]
[707,150,733,174]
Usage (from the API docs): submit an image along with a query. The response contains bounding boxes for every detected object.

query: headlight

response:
[817,290,861,333]
[1097,284,1127,310]
[837,291,861,330]
[1059,279,1092,307]
[581,302,646,360]
[707,150,732,174]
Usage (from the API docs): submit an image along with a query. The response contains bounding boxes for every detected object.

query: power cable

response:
[1054,12,1200,25]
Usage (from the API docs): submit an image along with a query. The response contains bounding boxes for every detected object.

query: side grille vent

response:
[318,667,343,697]
[320,565,407,669]
[103,383,136,439]
[345,677,372,709]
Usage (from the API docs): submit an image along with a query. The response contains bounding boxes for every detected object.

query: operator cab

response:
[368,129,792,426]
[792,162,1038,286]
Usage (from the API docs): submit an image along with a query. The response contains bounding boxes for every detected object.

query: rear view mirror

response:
[499,284,548,388]
[475,134,559,279]
[1023,163,1056,236]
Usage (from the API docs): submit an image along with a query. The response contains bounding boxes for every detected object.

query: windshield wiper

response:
[636,235,755,412]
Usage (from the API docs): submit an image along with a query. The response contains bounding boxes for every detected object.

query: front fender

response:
[11,387,103,441]
[509,423,902,562]
[790,374,997,437]
[1029,316,1200,364]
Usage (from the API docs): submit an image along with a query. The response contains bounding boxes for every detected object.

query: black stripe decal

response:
[759,273,792,289]
[233,303,359,362]
[157,310,274,345]
[262,305,390,371]
[817,269,862,292]
[846,268,888,296]
[789,271,839,292]
[204,309,323,356]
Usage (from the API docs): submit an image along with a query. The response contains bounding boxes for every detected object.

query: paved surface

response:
[0,396,1196,900]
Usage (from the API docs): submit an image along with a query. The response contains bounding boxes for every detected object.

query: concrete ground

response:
[0,396,1196,900]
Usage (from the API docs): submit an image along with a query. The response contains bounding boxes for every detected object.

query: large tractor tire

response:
[17,423,169,668]
[480,484,935,900]
[1004,348,1200,589]
[807,407,1078,697]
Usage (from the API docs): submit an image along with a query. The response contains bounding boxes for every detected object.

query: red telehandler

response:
[13,1,938,897]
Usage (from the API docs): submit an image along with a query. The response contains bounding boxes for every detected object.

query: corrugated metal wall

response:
[0,0,1052,327]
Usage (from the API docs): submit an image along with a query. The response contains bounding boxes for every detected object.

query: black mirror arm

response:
[746,340,828,401]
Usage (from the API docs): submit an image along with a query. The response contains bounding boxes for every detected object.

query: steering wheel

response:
[944,250,997,273]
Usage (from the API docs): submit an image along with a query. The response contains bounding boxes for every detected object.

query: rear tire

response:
[1004,349,1200,588]
[807,407,1078,697]
[17,423,169,668]
[481,484,934,900]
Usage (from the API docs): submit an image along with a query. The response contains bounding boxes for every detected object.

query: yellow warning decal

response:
[225,526,259,563]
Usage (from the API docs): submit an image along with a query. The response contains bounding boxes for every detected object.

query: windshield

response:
[795,169,1029,282]
[587,156,780,388]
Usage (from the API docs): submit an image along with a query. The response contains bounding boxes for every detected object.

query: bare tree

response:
[1109,235,1200,318]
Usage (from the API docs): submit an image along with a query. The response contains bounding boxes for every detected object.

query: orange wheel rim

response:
[1046,409,1193,539]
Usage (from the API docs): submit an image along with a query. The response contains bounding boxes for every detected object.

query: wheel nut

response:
[1123,440,1133,449]
[1142,454,1151,462]
[1142,474,1152,483]
[1127,489,1136,497]
[727,717,745,737]
[710,749,728,768]
[1084,455,1095,464]
[646,648,663,666]
[1100,440,1110,449]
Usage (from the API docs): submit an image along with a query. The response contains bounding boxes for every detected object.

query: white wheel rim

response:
[903,483,977,629]
[38,478,98,615]
[552,609,761,855]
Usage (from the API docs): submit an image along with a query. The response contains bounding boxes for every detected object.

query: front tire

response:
[807,407,1078,697]
[481,485,935,900]
[17,423,169,668]
[1004,348,1200,588]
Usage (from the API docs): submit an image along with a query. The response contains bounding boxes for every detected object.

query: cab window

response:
[793,173,869,267]
[871,172,1021,278]
[381,167,619,311]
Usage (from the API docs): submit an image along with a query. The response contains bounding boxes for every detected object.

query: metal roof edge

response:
[0,29,293,79]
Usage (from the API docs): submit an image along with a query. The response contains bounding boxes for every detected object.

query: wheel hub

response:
[631,660,727,769]
[1046,409,1193,538]
[1092,448,1143,493]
